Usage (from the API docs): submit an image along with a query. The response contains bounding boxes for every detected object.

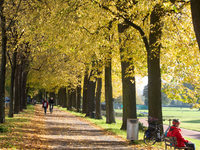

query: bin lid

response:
[130,120,137,123]
[127,118,139,123]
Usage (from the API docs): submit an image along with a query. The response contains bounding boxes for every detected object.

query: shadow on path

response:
[36,105,149,150]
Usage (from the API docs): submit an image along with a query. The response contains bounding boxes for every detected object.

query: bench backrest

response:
[165,136,178,146]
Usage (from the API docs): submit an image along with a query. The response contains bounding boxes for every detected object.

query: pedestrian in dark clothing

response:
[49,97,54,114]
[42,99,48,115]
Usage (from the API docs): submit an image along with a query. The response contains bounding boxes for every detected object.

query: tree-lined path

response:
[35,105,147,150]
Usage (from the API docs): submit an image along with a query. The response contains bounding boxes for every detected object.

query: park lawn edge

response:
[0,105,35,149]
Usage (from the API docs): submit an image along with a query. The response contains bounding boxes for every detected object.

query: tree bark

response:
[86,79,96,117]
[8,48,17,117]
[148,5,163,133]
[191,0,200,51]
[67,89,72,110]
[14,64,20,114]
[19,60,23,112]
[72,89,76,109]
[0,13,6,123]
[82,67,89,113]
[95,70,102,119]
[22,70,28,109]
[58,88,62,106]
[105,54,116,124]
[118,24,136,129]
[76,85,81,112]
[62,87,67,108]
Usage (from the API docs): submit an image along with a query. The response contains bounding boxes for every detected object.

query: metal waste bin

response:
[127,118,139,141]
[90,111,95,118]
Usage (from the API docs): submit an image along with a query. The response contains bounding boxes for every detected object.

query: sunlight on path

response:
[37,105,150,150]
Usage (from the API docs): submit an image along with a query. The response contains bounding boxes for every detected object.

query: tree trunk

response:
[118,24,136,130]
[76,85,81,112]
[19,61,23,112]
[8,49,17,117]
[68,89,72,110]
[191,0,200,51]
[22,70,28,109]
[14,64,20,114]
[105,55,116,124]
[82,67,89,113]
[86,78,96,117]
[85,66,96,117]
[0,14,6,123]
[95,69,102,119]
[148,5,163,133]
[62,87,67,108]
[72,89,76,109]
[58,88,61,106]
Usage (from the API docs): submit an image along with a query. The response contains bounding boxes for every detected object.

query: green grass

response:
[0,105,35,148]
[137,107,200,132]
[115,107,200,132]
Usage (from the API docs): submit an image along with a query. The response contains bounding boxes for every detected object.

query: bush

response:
[137,113,147,117]
[139,122,147,131]
[0,126,8,133]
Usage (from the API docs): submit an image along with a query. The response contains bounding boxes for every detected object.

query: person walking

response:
[49,97,54,114]
[42,99,48,115]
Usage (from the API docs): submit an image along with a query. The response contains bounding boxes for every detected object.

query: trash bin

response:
[127,118,139,141]
[90,111,95,118]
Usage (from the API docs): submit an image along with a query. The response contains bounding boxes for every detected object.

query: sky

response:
[136,76,148,94]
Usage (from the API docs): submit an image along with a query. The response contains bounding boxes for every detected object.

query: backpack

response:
[44,102,47,107]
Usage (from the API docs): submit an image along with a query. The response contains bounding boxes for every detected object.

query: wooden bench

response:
[164,136,193,150]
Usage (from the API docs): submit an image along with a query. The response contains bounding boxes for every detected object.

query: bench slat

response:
[164,136,193,150]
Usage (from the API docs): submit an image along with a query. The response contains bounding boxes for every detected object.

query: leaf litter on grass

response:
[0,105,50,149]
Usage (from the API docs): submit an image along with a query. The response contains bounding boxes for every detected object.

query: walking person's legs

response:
[49,104,53,113]
[44,107,47,115]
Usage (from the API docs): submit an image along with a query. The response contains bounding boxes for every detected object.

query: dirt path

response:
[36,105,150,150]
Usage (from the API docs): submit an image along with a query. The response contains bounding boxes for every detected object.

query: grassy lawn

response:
[56,106,200,150]
[116,107,200,132]
[136,107,200,132]
[0,105,35,149]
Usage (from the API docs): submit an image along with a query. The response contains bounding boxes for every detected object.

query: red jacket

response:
[42,101,48,108]
[167,126,188,147]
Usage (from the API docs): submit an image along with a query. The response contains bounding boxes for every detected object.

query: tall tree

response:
[0,0,6,123]
[14,62,20,114]
[86,66,96,117]
[95,66,102,119]
[105,50,115,124]
[76,84,81,112]
[82,67,89,113]
[71,88,76,108]
[148,4,163,130]
[62,87,67,108]
[68,89,72,110]
[118,24,136,130]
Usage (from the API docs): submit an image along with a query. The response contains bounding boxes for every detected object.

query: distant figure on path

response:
[42,99,48,115]
[167,119,195,150]
[49,97,54,114]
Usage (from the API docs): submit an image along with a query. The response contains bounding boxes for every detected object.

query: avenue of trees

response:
[0,0,200,133]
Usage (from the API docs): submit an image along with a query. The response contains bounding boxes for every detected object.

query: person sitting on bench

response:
[167,119,195,150]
